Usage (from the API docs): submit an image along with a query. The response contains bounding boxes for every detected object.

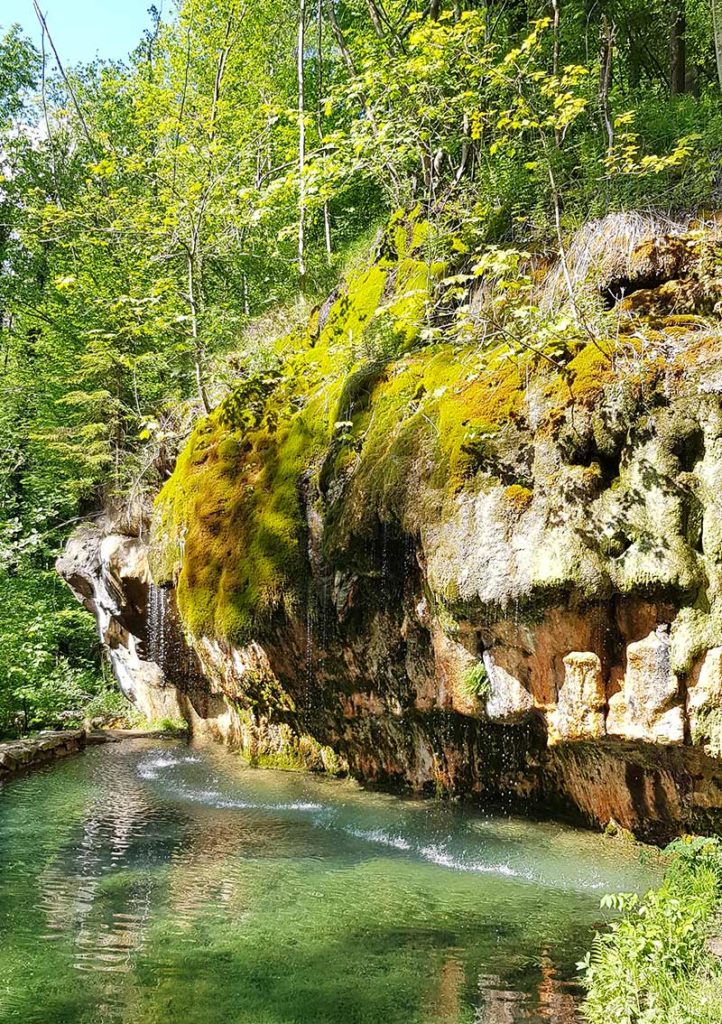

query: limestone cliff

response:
[59,213,722,841]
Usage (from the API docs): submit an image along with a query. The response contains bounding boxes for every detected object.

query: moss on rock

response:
[152,216,722,653]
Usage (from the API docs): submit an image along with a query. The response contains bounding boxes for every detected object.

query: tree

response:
[671,0,687,93]
[0,0,721,733]
[298,0,307,285]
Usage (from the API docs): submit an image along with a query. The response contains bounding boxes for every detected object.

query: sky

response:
[1,0,160,65]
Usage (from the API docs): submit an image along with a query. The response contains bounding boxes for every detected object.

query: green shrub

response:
[581,837,722,1024]
[82,685,144,728]
[146,717,189,735]
[0,568,107,736]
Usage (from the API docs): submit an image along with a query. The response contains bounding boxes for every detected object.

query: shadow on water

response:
[0,740,661,1024]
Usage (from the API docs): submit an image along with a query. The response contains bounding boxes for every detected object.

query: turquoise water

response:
[0,739,660,1024]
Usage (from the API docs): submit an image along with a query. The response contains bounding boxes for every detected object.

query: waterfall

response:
[305,579,314,692]
[147,584,166,671]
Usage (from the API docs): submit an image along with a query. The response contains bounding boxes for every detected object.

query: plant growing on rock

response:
[460,660,490,702]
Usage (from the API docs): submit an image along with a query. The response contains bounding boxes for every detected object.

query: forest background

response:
[0,0,720,733]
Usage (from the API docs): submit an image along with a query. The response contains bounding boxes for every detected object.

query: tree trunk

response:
[551,0,561,146]
[297,0,307,287]
[507,0,528,35]
[599,14,615,154]
[317,0,332,263]
[187,252,211,415]
[33,1,97,156]
[713,0,722,90]
[326,0,355,75]
[365,0,385,37]
[324,0,403,200]
[670,0,686,94]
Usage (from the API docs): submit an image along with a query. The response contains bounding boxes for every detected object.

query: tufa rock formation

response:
[59,214,722,841]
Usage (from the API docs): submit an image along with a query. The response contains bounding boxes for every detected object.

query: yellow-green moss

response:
[151,222,445,643]
[504,484,533,512]
[671,606,722,676]
[242,729,345,775]
[320,341,536,546]
[248,748,310,772]
[153,215,680,644]
[152,385,336,641]
[153,313,647,640]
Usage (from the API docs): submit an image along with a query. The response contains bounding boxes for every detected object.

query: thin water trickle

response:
[305,579,315,692]
[404,531,415,587]
[0,740,661,1024]
[380,519,389,600]
[147,584,166,670]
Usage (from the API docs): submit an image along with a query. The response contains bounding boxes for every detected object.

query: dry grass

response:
[539,211,692,311]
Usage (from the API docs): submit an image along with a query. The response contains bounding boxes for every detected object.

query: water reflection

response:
[37,775,168,974]
[0,740,659,1024]
[476,958,579,1023]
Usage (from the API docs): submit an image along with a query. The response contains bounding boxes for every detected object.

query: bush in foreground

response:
[581,836,722,1024]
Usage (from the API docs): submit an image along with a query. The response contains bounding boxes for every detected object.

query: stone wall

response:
[0,730,87,777]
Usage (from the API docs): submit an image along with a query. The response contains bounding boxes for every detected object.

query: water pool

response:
[0,739,661,1024]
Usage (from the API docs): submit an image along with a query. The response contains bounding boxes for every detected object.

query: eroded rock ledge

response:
[0,730,87,776]
[58,216,722,842]
[58,518,722,842]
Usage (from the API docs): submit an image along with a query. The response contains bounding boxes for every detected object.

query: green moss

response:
[145,716,189,736]
[670,606,722,675]
[249,748,310,772]
[152,351,339,640]
[241,725,345,775]
[387,258,433,345]
[151,222,446,643]
[153,212,686,646]
[321,342,537,557]
[325,264,388,349]
[602,818,637,843]
[692,706,722,758]
[217,437,243,461]
[154,313,637,640]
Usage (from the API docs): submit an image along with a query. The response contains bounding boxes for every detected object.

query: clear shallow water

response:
[0,740,661,1024]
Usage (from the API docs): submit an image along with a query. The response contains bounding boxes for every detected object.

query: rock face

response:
[607,629,685,745]
[57,518,344,772]
[57,524,186,724]
[550,653,606,743]
[57,217,722,842]
[687,648,722,756]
